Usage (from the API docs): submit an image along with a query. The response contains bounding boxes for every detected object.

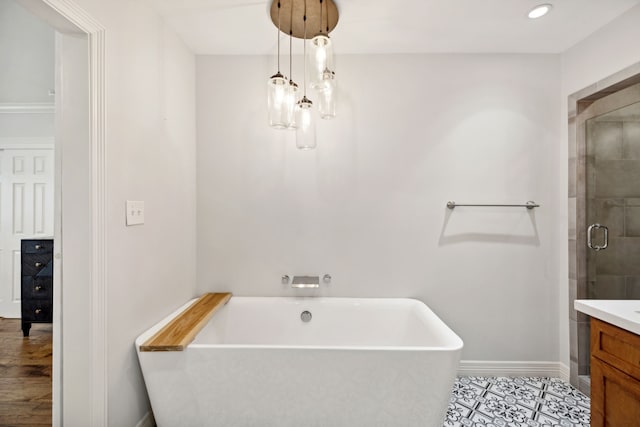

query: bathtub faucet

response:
[283,274,332,289]
[291,275,320,289]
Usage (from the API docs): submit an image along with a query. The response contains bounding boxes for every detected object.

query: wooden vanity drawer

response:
[591,317,640,382]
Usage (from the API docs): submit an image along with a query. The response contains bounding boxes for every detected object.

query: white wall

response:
[558,4,640,368]
[43,0,198,425]
[0,0,55,139]
[196,54,561,362]
[102,6,197,427]
[562,4,640,96]
[0,0,54,103]
[55,29,92,426]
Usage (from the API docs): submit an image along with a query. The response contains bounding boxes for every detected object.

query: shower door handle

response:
[587,223,608,251]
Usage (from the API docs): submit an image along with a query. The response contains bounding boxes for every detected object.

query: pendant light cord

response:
[289,0,293,80]
[303,0,307,97]
[276,2,281,73]
[319,0,323,35]
[326,0,329,33]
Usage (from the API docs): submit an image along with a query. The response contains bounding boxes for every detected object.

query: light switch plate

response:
[126,201,145,226]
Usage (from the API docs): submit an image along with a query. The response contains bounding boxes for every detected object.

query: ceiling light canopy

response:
[267,0,339,150]
[269,0,338,39]
[528,4,553,19]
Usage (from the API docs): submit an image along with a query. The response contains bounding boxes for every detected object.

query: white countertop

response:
[575,300,640,336]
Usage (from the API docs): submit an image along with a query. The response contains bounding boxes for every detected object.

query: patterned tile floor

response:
[445,377,590,427]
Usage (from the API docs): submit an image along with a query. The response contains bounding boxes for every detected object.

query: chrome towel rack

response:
[446,201,540,210]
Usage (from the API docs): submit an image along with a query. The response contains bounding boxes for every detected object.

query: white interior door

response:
[0,147,54,318]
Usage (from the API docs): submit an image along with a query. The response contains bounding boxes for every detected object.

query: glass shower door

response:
[586,101,640,303]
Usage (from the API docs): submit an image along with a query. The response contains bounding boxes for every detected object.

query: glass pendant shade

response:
[295,97,317,150]
[317,69,336,119]
[286,80,299,129]
[267,72,289,129]
[308,35,334,89]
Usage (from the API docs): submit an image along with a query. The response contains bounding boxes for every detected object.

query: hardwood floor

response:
[0,318,52,427]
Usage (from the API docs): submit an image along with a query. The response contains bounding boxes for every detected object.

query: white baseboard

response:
[458,360,570,379]
[558,362,570,382]
[135,411,155,427]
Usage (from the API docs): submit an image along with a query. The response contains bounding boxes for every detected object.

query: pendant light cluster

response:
[267,0,339,150]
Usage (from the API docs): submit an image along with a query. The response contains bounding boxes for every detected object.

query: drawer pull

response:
[35,308,42,314]
[35,244,42,250]
[35,262,43,267]
[34,285,43,291]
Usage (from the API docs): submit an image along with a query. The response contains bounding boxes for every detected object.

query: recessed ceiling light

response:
[528,4,553,19]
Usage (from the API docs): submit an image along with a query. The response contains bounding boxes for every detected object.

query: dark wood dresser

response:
[21,239,54,337]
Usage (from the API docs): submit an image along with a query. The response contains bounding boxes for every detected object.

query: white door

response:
[0,148,55,318]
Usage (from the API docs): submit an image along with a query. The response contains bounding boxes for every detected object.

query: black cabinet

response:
[21,239,54,337]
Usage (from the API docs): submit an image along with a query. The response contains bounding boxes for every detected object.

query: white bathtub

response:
[136,297,463,427]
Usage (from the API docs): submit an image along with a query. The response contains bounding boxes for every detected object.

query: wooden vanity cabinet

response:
[590,317,640,426]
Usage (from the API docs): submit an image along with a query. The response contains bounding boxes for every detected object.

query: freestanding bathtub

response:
[136,297,463,427]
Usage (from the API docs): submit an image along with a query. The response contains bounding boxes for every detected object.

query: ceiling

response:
[146,0,640,55]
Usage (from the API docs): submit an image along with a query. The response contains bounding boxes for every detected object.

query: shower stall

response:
[570,72,640,394]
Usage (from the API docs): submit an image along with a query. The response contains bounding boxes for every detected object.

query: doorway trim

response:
[568,61,640,394]
[39,0,107,425]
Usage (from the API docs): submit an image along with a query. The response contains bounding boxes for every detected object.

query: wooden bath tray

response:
[139,292,231,352]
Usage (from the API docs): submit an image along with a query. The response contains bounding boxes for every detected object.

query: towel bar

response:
[446,201,539,210]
